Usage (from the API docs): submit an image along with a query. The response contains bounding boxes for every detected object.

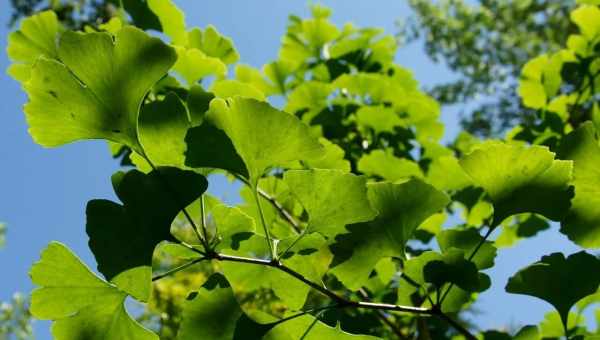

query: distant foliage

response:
[6,0,600,339]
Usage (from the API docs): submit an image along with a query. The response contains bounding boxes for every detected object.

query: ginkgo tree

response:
[7,0,600,339]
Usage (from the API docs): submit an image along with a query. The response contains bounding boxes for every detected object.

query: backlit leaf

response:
[459,143,573,227]
[23,26,177,152]
[30,242,157,340]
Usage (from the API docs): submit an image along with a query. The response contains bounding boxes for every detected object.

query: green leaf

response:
[212,204,329,312]
[121,0,161,31]
[506,251,600,330]
[571,5,600,40]
[423,249,481,292]
[284,81,332,118]
[206,97,324,185]
[302,138,351,172]
[426,155,472,191]
[358,150,423,181]
[263,314,379,340]
[540,311,583,338]
[148,0,187,45]
[184,122,249,177]
[188,26,240,64]
[6,11,63,82]
[210,79,265,101]
[559,122,600,248]
[436,228,497,269]
[283,169,377,237]
[23,26,177,152]
[459,143,573,227]
[187,84,215,125]
[86,168,207,301]
[30,242,157,340]
[355,105,403,134]
[177,274,269,340]
[138,93,190,167]
[330,179,449,290]
[173,47,227,85]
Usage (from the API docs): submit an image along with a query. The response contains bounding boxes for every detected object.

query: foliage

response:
[403,0,576,137]
[7,0,600,339]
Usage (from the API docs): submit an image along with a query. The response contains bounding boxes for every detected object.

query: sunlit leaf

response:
[23,27,176,152]
[330,179,449,290]
[283,169,376,237]
[30,242,157,340]
[207,97,324,185]
[459,143,572,227]
[559,122,600,248]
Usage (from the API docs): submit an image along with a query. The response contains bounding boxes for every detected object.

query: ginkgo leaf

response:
[187,84,215,125]
[86,168,207,301]
[138,93,190,167]
[301,138,351,172]
[284,81,332,119]
[423,249,481,292]
[210,80,265,101]
[459,143,573,227]
[211,204,331,312]
[6,11,63,82]
[148,0,187,45]
[177,274,250,340]
[222,233,331,312]
[283,169,377,237]
[184,122,249,177]
[571,5,600,40]
[436,228,497,269]
[206,97,324,185]
[358,150,423,181]
[235,63,282,96]
[506,251,600,331]
[173,47,227,85]
[188,25,240,64]
[558,122,600,248]
[263,314,380,340]
[330,179,449,290]
[121,0,161,31]
[355,105,403,134]
[23,26,177,152]
[397,250,485,312]
[426,155,472,191]
[30,242,158,340]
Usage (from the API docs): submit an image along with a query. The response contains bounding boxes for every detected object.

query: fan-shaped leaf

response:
[30,242,157,340]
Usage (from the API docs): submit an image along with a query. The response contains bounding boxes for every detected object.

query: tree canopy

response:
[5,0,600,339]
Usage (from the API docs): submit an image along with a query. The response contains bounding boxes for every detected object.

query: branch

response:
[359,288,409,340]
[152,257,208,281]
[257,186,302,234]
[205,251,476,339]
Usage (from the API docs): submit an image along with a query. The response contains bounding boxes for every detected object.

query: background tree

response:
[402,0,576,137]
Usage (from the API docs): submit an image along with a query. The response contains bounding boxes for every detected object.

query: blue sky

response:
[0,0,584,338]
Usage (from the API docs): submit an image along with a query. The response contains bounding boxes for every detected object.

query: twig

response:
[359,289,408,340]
[152,257,207,281]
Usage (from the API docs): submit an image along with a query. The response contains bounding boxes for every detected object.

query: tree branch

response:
[203,251,476,339]
[152,257,208,282]
[359,288,409,340]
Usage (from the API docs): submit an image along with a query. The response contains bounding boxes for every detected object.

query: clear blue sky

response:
[0,1,582,338]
